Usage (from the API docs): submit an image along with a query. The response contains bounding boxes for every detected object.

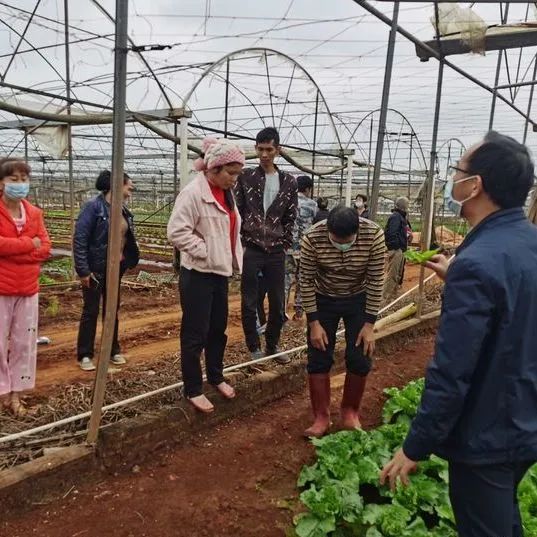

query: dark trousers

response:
[179,268,228,398]
[307,293,371,376]
[449,460,534,537]
[257,273,267,327]
[77,271,123,361]
[241,247,285,352]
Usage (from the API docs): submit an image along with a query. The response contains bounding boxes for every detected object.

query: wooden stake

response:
[86,0,129,445]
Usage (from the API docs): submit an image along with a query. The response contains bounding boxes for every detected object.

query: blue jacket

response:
[404,208,537,465]
[73,194,139,277]
[384,209,410,251]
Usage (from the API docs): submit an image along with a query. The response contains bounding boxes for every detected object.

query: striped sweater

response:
[299,219,386,323]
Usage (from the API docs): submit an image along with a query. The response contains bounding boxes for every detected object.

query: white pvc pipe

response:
[0,265,448,445]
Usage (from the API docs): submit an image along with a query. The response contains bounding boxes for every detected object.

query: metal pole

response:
[179,115,189,190]
[87,0,129,445]
[369,0,399,220]
[489,55,503,130]
[64,0,75,275]
[407,134,413,198]
[418,60,444,318]
[488,4,509,130]
[524,55,537,144]
[339,158,344,202]
[312,90,319,185]
[345,151,354,207]
[173,120,178,197]
[224,58,230,138]
[24,129,28,160]
[367,116,373,197]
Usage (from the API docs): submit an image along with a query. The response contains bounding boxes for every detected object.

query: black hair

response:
[297,175,314,193]
[327,205,359,238]
[95,169,131,193]
[317,196,328,210]
[256,127,280,147]
[467,131,534,209]
[355,193,367,203]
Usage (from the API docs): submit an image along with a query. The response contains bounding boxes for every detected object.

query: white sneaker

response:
[110,354,127,365]
[79,357,96,371]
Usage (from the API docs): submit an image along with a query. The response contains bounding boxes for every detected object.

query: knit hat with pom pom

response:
[193,137,245,172]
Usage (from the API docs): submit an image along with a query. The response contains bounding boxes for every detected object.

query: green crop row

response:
[294,379,537,537]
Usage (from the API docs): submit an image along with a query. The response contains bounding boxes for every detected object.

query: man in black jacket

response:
[234,127,297,363]
[380,132,537,537]
[383,196,411,300]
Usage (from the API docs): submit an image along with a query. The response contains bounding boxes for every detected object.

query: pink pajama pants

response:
[0,294,39,396]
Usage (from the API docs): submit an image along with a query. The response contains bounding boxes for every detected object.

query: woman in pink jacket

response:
[167,138,245,413]
[0,158,51,416]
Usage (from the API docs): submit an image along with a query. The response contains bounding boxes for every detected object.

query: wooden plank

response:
[0,446,92,489]
[374,310,440,340]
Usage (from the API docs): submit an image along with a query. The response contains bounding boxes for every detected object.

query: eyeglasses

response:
[448,165,473,176]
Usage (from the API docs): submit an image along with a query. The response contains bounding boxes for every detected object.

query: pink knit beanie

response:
[193,137,245,172]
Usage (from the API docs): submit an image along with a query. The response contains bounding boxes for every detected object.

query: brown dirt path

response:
[35,295,243,395]
[34,265,432,396]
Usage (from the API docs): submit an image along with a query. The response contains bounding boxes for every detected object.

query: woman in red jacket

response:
[0,158,51,416]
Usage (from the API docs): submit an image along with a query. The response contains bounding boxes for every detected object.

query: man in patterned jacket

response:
[234,127,298,363]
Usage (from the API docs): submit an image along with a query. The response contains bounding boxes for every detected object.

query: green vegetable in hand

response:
[404,248,441,264]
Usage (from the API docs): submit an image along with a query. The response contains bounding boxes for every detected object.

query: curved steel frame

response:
[182,47,343,152]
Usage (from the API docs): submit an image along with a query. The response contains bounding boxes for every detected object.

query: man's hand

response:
[356,322,375,356]
[309,320,329,351]
[80,274,92,288]
[32,237,41,249]
[425,254,449,281]
[380,448,418,491]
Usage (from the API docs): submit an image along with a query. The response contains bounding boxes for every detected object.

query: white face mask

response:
[444,175,476,218]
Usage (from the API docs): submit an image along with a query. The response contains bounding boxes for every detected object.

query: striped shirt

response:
[299,219,386,323]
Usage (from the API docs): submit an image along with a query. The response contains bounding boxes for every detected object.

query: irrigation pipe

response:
[0,267,447,445]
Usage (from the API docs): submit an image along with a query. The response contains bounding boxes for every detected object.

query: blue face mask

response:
[444,175,475,218]
[4,182,30,200]
[329,235,356,252]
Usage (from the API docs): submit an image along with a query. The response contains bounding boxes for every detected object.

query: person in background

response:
[300,206,385,437]
[286,175,317,320]
[0,158,51,416]
[383,196,412,301]
[381,132,537,537]
[354,194,370,220]
[167,138,244,413]
[73,170,139,372]
[312,196,329,224]
[234,127,297,364]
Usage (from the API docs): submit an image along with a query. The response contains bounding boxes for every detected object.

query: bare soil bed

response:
[1,327,436,537]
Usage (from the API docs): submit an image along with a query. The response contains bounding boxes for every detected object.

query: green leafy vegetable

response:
[294,378,537,536]
[403,248,441,264]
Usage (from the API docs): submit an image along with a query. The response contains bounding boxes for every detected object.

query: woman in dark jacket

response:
[73,170,139,371]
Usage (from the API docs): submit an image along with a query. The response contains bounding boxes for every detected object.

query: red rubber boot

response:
[303,373,331,438]
[340,372,367,430]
